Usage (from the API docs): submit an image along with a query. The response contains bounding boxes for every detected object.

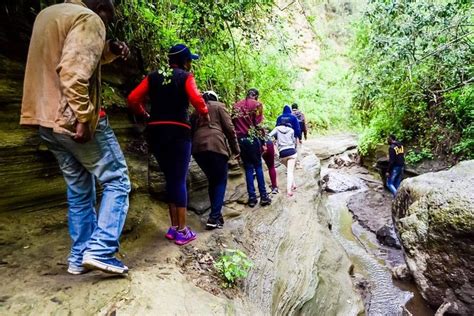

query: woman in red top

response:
[127,44,209,245]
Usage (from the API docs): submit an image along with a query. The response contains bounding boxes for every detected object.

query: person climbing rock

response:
[127,44,209,245]
[261,132,279,194]
[20,0,131,275]
[269,120,298,197]
[276,105,302,143]
[191,91,240,230]
[386,134,405,197]
[232,89,272,207]
[291,103,308,141]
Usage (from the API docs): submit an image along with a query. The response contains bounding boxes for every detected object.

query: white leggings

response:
[281,153,297,193]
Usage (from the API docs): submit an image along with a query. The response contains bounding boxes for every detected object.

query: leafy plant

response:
[214,249,253,288]
[405,148,434,165]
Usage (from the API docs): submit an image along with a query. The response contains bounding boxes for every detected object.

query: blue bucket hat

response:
[168,44,199,60]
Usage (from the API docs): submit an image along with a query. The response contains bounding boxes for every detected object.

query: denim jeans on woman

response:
[238,137,268,200]
[39,117,131,268]
[194,151,228,221]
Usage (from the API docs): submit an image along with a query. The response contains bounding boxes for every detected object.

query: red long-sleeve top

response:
[127,73,208,128]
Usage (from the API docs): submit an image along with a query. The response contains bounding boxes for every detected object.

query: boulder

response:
[347,188,393,234]
[322,170,366,193]
[376,224,401,249]
[393,161,474,315]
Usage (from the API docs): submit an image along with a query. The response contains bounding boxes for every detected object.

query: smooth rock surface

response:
[304,134,358,160]
[322,169,367,193]
[347,189,393,234]
[244,150,364,315]
[393,160,474,315]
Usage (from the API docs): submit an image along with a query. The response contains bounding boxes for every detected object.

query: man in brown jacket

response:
[191,91,240,229]
[20,0,131,275]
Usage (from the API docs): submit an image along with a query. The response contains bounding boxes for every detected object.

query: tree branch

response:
[435,77,474,94]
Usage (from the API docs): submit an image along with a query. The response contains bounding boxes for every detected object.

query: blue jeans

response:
[194,152,229,220]
[387,166,404,197]
[39,117,131,267]
[238,138,268,200]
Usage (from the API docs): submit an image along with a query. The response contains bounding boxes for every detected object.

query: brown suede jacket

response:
[191,101,240,158]
[20,0,117,135]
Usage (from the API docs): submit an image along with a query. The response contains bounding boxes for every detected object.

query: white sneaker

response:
[67,264,90,275]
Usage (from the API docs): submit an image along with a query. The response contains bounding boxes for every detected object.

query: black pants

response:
[194,151,229,220]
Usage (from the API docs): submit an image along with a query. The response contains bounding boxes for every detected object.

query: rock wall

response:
[393,161,474,315]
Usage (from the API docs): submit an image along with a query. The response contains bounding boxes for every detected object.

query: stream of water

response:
[325,191,413,315]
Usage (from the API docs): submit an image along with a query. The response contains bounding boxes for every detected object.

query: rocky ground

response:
[0,135,363,315]
[307,134,435,316]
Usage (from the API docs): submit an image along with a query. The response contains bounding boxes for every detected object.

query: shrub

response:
[214,249,253,288]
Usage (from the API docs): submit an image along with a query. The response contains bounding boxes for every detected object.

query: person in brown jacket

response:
[20,0,131,275]
[191,91,240,229]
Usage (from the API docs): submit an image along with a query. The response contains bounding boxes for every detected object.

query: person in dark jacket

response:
[276,105,301,141]
[386,134,405,197]
[127,44,209,246]
[191,91,240,229]
[232,89,272,208]
[291,103,308,141]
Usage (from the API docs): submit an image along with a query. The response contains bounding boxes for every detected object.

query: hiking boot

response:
[248,198,258,208]
[206,218,219,230]
[82,257,129,275]
[260,196,272,206]
[67,264,90,275]
[175,227,197,246]
[217,216,224,229]
[271,187,279,194]
[165,226,178,240]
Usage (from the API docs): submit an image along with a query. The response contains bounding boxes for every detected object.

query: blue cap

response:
[168,44,199,60]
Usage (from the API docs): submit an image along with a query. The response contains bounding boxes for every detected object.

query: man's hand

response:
[110,40,130,60]
[299,138,303,144]
[73,122,92,143]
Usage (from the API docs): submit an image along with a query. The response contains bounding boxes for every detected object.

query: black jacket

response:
[388,141,405,172]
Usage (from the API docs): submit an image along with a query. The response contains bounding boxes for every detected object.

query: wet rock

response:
[391,264,412,281]
[393,160,474,315]
[322,170,366,193]
[347,189,393,233]
[376,224,401,249]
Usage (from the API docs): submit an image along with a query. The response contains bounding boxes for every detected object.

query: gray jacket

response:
[269,126,296,152]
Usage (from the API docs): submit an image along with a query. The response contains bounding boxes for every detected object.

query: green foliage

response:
[352,0,474,160]
[102,83,126,109]
[214,249,253,288]
[112,0,365,128]
[405,148,434,165]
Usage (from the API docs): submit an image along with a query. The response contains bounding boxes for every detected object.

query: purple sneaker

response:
[175,227,197,245]
[165,226,178,240]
